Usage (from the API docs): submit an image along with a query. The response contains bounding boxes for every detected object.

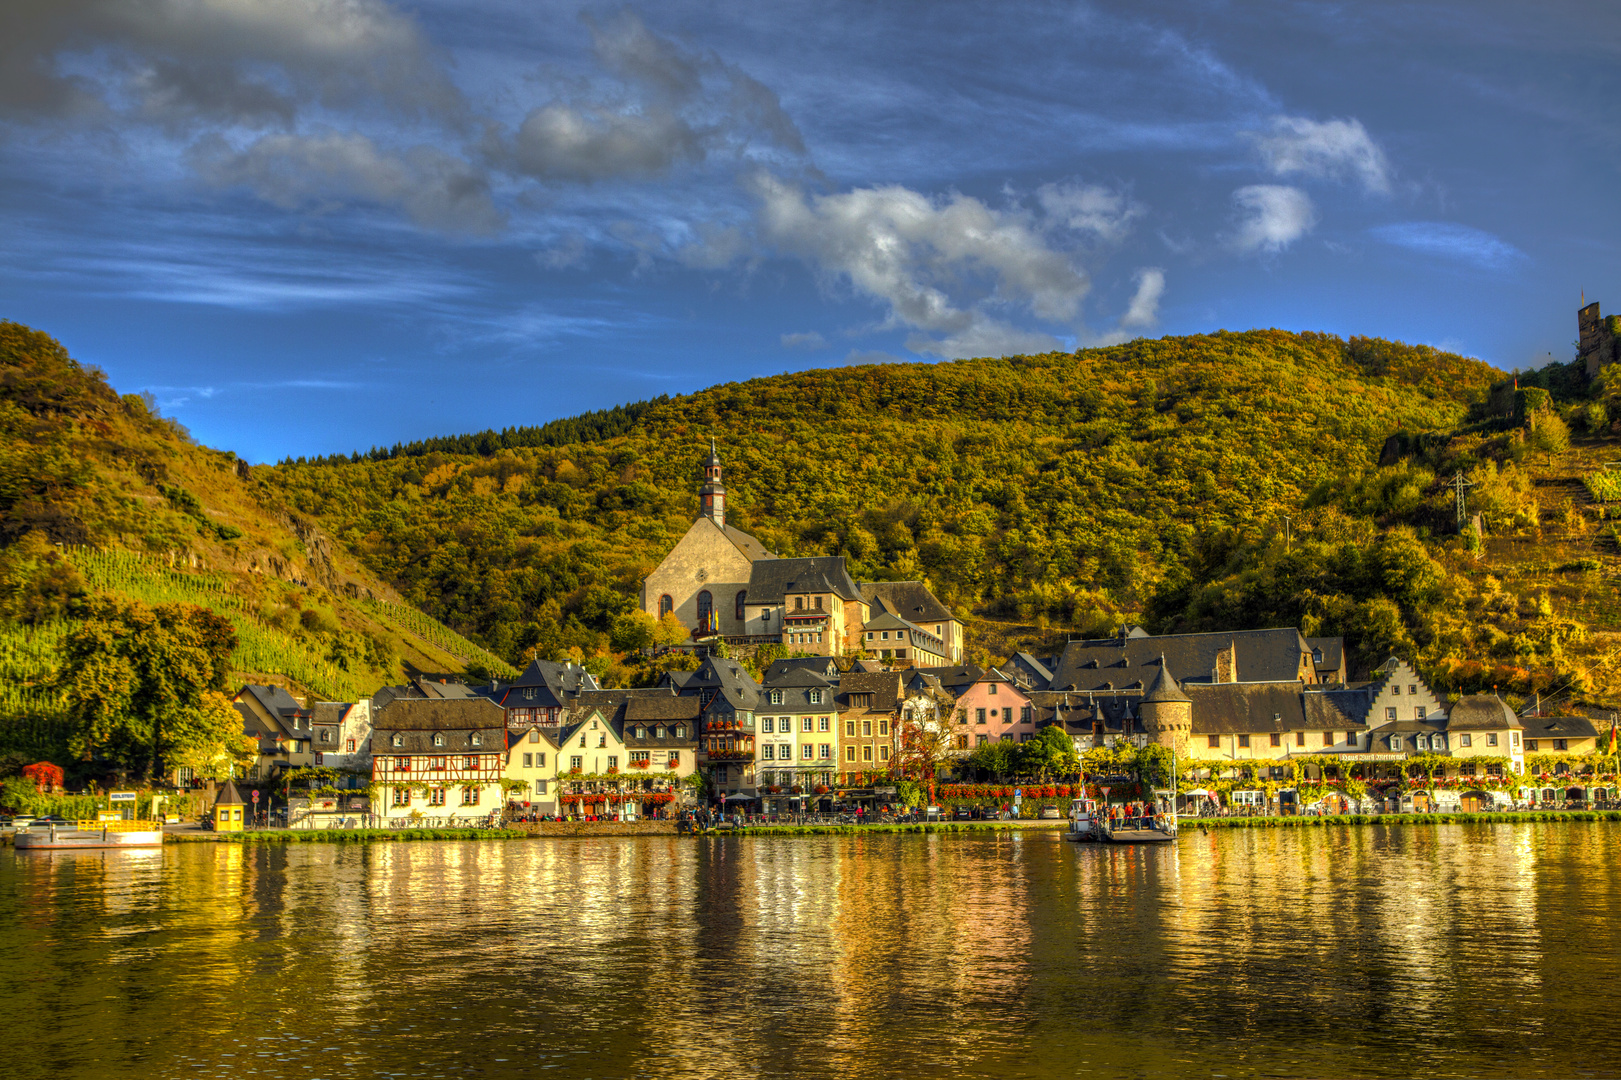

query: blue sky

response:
[3,0,1618,462]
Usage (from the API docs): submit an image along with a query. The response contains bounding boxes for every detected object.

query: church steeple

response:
[698,439,726,528]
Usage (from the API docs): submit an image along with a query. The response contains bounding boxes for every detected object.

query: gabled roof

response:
[1521,713,1602,740]
[1004,652,1054,690]
[1184,683,1309,734]
[373,697,506,731]
[1305,637,1345,673]
[859,581,954,626]
[747,556,862,603]
[238,684,306,719]
[837,671,902,713]
[506,659,599,702]
[1049,628,1310,692]
[1446,696,1523,730]
[763,667,833,689]
[763,656,841,683]
[907,664,986,692]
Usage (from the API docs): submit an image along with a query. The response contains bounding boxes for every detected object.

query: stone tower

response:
[698,438,726,528]
[1579,301,1619,379]
[1138,658,1193,753]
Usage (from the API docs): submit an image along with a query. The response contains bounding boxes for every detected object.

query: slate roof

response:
[764,667,834,689]
[372,698,507,753]
[1519,713,1601,740]
[859,581,954,627]
[837,671,903,713]
[1143,663,1190,704]
[1004,652,1055,691]
[1446,696,1523,730]
[504,659,599,704]
[747,556,862,603]
[906,664,986,693]
[1302,685,1375,729]
[718,522,776,563]
[1049,628,1310,692]
[1306,637,1346,677]
[216,779,247,805]
[573,688,702,732]
[1183,683,1310,734]
[239,684,306,721]
[763,657,841,683]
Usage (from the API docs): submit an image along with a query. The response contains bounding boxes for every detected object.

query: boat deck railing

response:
[72,820,158,832]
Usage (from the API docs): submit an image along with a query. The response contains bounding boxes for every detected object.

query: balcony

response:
[705,748,755,762]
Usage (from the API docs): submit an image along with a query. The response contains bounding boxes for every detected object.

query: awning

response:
[1182,788,1212,797]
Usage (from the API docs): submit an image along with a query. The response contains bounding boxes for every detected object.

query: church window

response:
[736,591,747,620]
[659,595,673,618]
[696,591,713,630]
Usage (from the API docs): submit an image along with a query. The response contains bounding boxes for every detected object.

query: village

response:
[175,444,1618,832]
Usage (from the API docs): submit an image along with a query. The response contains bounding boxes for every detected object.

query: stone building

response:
[640,443,962,661]
[1579,300,1620,379]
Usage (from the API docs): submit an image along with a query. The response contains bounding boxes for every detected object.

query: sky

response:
[3,0,1619,463]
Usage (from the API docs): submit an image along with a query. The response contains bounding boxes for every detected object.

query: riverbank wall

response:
[1188,810,1621,829]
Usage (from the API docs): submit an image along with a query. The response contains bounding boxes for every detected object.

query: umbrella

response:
[1182,788,1212,797]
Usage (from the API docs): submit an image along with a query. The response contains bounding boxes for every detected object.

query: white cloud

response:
[192,132,503,234]
[1369,222,1527,269]
[1036,182,1145,245]
[1229,185,1316,254]
[1119,267,1165,329]
[781,331,827,350]
[1250,116,1392,195]
[751,173,1086,359]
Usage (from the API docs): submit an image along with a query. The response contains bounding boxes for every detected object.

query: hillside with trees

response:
[0,321,515,773]
[265,328,1621,708]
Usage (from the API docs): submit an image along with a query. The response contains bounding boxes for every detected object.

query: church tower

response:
[698,438,726,528]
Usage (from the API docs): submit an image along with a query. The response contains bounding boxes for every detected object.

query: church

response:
[640,442,964,665]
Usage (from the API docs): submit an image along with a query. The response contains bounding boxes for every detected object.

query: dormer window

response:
[525,688,535,700]
[392,733,403,747]
[433,733,444,747]
[770,691,783,705]
[471,734,481,747]
[674,725,685,739]
[635,726,646,739]
[1390,735,1403,751]
[810,690,822,705]
[655,725,665,738]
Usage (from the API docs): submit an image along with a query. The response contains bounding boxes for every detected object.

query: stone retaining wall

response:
[509,820,681,837]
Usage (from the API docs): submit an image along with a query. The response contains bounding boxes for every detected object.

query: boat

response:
[1097,814,1178,844]
[14,819,164,850]
[1063,797,1100,842]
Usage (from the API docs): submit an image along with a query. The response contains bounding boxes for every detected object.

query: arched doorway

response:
[696,590,713,635]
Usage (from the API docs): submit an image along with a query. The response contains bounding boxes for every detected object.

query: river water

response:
[2,825,1618,1080]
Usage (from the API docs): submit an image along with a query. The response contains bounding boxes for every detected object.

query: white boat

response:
[14,820,164,850]
[1064,797,1100,842]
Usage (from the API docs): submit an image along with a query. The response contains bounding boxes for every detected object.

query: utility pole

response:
[1281,514,1293,554]
[1450,471,1476,533]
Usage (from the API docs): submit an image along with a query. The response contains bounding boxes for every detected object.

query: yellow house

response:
[1521,713,1602,756]
[213,778,248,832]
[505,726,562,816]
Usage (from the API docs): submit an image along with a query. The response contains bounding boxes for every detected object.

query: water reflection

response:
[2,824,1619,1079]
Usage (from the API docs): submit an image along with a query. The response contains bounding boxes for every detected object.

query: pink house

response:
[952,669,1034,748]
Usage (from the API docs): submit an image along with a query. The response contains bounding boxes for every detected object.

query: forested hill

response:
[265,329,1583,688]
[0,322,515,760]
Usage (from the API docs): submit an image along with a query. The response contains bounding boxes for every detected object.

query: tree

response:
[652,612,688,648]
[966,738,1018,780]
[893,690,961,801]
[58,597,238,780]
[1016,726,1079,780]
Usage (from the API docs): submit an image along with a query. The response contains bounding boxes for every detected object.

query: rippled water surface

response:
[3,825,1620,1079]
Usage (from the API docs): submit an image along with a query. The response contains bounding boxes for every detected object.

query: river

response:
[2,824,1618,1079]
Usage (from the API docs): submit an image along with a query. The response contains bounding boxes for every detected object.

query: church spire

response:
[698,440,726,528]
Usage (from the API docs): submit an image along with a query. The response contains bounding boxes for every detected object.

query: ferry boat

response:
[14,819,164,850]
[1064,798,1100,842]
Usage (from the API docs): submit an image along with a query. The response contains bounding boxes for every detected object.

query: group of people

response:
[1107,801,1162,827]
